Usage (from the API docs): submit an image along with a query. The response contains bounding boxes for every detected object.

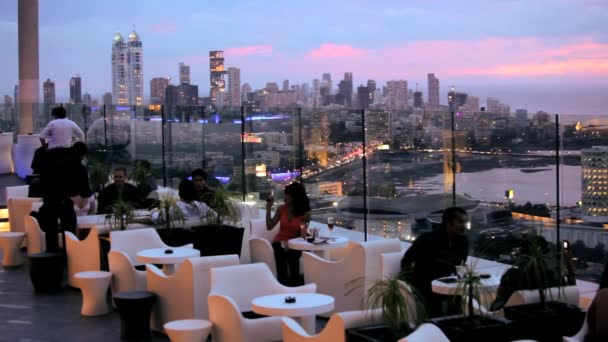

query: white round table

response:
[136,247,200,275]
[252,293,334,334]
[431,274,501,296]
[288,236,348,259]
[0,232,26,266]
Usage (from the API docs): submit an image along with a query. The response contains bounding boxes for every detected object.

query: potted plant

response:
[88,161,109,194]
[205,186,241,226]
[153,193,191,247]
[432,263,514,342]
[105,197,135,231]
[132,160,156,199]
[346,275,426,342]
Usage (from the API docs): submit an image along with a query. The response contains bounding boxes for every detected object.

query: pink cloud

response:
[306,43,368,58]
[151,23,177,33]
[224,45,273,57]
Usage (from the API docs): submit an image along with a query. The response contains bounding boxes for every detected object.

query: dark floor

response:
[0,173,27,206]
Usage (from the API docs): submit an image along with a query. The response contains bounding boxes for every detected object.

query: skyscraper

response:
[227,67,241,107]
[43,78,55,105]
[127,31,144,106]
[357,85,370,109]
[312,79,320,108]
[386,80,408,110]
[179,62,190,85]
[343,72,353,107]
[321,73,332,95]
[367,80,376,104]
[70,76,82,104]
[581,146,608,222]
[82,93,92,106]
[242,83,252,103]
[448,88,467,111]
[112,33,128,105]
[282,80,289,91]
[150,77,170,104]
[209,51,226,106]
[165,84,199,107]
[427,73,439,108]
[414,91,423,108]
[102,92,112,107]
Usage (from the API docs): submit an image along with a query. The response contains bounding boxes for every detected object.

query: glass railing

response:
[4,103,607,283]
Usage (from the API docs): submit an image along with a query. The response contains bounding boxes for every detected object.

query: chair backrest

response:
[381,251,403,278]
[191,225,244,257]
[250,218,278,242]
[0,132,13,174]
[5,185,29,200]
[249,237,277,277]
[209,263,281,312]
[24,215,45,254]
[361,239,402,291]
[188,254,240,319]
[506,285,580,307]
[9,198,42,233]
[110,228,166,264]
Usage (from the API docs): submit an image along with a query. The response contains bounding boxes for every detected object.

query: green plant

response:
[88,161,109,193]
[205,186,241,225]
[106,196,135,231]
[362,276,427,333]
[452,262,494,318]
[157,193,185,229]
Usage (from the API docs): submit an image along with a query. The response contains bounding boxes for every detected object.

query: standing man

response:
[401,207,469,316]
[38,106,85,252]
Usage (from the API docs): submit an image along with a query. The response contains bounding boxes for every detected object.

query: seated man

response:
[97,167,142,214]
[401,207,469,317]
[151,179,216,224]
[192,168,215,207]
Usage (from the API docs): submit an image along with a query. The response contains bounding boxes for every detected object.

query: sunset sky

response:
[1,0,608,113]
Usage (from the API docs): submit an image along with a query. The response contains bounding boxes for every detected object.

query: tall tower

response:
[112,32,128,105]
[427,73,439,108]
[127,31,144,106]
[227,67,241,107]
[582,146,608,222]
[179,62,190,85]
[321,73,332,95]
[209,51,226,106]
[43,78,55,105]
[69,76,82,104]
[150,77,170,105]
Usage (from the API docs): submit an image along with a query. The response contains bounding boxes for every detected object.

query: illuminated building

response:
[69,76,81,104]
[447,87,467,111]
[209,50,226,106]
[111,32,128,105]
[581,146,608,222]
[309,181,343,196]
[127,31,144,106]
[427,73,439,108]
[179,62,190,85]
[150,77,170,105]
[386,80,408,110]
[43,78,55,105]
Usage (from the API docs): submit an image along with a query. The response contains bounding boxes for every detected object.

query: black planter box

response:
[346,324,413,342]
[432,314,518,342]
[503,301,584,341]
[156,227,193,248]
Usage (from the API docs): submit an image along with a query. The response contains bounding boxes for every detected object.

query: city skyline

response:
[1,0,608,113]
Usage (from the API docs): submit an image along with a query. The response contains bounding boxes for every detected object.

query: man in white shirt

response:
[39,107,85,149]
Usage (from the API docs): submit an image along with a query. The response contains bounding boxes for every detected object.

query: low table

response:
[252,293,334,334]
[432,274,501,296]
[136,247,199,275]
[288,236,348,259]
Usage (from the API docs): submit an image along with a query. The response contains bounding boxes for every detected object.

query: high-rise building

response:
[69,76,82,104]
[413,91,423,108]
[241,83,252,103]
[357,85,370,109]
[321,73,332,95]
[515,109,528,121]
[448,88,467,111]
[82,93,92,106]
[43,78,55,105]
[581,146,608,222]
[227,67,241,107]
[386,80,408,110]
[282,80,289,91]
[102,92,112,107]
[367,80,376,104]
[312,79,320,108]
[427,73,440,107]
[150,77,170,104]
[179,62,190,85]
[464,95,479,112]
[127,31,144,106]
[343,72,353,107]
[165,84,199,107]
[209,51,227,106]
[111,32,128,105]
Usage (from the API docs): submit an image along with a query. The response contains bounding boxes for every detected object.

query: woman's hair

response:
[178,179,197,202]
[284,182,310,217]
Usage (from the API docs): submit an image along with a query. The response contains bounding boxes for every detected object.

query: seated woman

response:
[585,288,608,341]
[266,182,311,286]
[151,179,216,224]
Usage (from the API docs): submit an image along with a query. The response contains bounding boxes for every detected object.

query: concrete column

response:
[18,0,39,134]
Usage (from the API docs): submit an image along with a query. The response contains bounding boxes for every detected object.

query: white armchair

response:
[146,254,240,332]
[8,197,41,234]
[108,228,193,294]
[23,215,45,255]
[209,294,285,342]
[0,132,14,174]
[397,323,450,342]
[281,309,383,342]
[381,251,404,278]
[505,286,579,307]
[208,263,316,342]
[5,185,29,200]
[249,218,279,276]
[65,227,101,288]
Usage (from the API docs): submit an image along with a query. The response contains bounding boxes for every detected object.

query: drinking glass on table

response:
[327,217,335,236]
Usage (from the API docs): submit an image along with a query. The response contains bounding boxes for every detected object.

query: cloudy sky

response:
[1,0,608,113]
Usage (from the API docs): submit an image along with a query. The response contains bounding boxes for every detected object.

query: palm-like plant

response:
[452,262,494,318]
[156,193,185,229]
[205,186,240,225]
[88,161,109,193]
[363,275,427,334]
[106,196,135,231]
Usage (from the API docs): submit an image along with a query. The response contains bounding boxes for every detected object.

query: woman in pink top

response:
[266,182,311,285]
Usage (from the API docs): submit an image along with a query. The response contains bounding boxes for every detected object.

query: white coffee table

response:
[136,247,200,275]
[288,236,348,259]
[432,274,501,296]
[252,293,334,334]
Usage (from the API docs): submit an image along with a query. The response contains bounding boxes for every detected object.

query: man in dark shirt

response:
[401,206,469,316]
[192,169,215,207]
[97,167,142,214]
[28,138,48,197]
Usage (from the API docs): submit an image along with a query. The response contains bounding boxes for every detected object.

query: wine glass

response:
[327,217,335,236]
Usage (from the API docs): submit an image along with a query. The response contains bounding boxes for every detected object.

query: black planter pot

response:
[191,224,244,257]
[346,324,413,342]
[432,314,517,342]
[156,228,193,247]
[503,301,584,342]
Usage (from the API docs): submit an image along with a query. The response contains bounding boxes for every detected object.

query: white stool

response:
[164,319,212,342]
[0,232,26,266]
[74,271,112,316]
